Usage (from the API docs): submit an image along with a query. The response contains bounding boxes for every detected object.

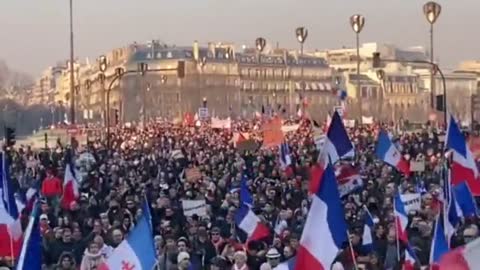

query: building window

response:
[371,87,378,99]
[250,82,255,90]
[267,69,273,78]
[361,87,368,98]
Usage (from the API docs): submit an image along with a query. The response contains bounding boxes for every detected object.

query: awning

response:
[318,83,326,91]
[310,83,318,91]
[325,83,332,91]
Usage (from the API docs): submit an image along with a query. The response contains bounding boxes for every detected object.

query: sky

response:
[0,0,477,76]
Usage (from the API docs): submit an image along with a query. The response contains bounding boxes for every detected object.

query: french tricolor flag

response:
[394,192,409,243]
[295,164,348,270]
[235,180,270,242]
[375,130,410,176]
[60,151,79,210]
[0,151,23,258]
[17,201,42,270]
[446,115,480,195]
[439,237,480,269]
[99,201,157,270]
[446,184,461,248]
[361,206,376,253]
[453,182,477,217]
[430,213,450,270]
[310,111,354,193]
[235,205,270,242]
[404,245,418,270]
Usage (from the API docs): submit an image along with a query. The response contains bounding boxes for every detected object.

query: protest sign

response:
[410,161,425,172]
[182,200,207,216]
[400,193,422,212]
[211,117,231,129]
[262,117,284,148]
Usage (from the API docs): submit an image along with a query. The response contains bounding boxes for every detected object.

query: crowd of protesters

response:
[0,116,478,270]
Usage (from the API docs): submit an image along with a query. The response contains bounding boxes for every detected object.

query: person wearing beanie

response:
[177,251,191,270]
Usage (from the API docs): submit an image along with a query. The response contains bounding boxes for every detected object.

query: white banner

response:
[344,119,355,128]
[182,200,207,217]
[281,124,300,133]
[362,116,374,125]
[211,117,231,129]
[400,193,422,213]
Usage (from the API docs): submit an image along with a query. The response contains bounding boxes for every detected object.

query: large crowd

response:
[0,117,478,270]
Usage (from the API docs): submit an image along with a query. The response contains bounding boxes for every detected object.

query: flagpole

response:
[9,231,14,266]
[394,195,401,263]
[347,230,359,270]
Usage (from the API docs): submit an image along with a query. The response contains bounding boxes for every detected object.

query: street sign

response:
[198,107,209,119]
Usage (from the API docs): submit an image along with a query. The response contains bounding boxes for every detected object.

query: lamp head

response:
[98,55,108,72]
[138,62,148,76]
[350,14,365,34]
[115,67,125,77]
[423,1,441,24]
[376,69,385,80]
[255,37,266,52]
[295,27,308,44]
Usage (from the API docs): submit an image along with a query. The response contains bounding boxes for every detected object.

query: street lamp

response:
[203,97,207,108]
[423,1,441,109]
[372,52,447,126]
[99,55,107,73]
[138,62,148,76]
[138,63,148,128]
[255,37,266,53]
[295,27,308,115]
[350,14,365,123]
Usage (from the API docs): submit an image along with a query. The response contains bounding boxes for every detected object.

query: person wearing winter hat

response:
[177,251,191,270]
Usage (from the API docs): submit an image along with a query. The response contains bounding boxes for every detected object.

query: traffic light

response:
[4,127,15,147]
[435,94,445,112]
[114,109,120,125]
[177,61,185,79]
[372,52,381,68]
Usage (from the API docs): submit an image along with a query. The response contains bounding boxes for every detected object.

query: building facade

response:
[22,41,480,125]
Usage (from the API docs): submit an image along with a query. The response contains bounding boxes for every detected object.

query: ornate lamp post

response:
[295,27,308,114]
[423,1,442,110]
[350,14,365,123]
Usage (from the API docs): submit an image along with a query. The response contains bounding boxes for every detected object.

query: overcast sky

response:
[0,0,477,76]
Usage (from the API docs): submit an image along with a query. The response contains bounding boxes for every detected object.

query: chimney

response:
[193,40,199,61]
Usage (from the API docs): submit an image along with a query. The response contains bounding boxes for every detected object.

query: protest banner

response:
[362,116,374,125]
[237,139,259,152]
[400,193,422,212]
[182,200,207,216]
[281,124,300,133]
[211,117,231,129]
[262,117,284,148]
[410,160,425,172]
